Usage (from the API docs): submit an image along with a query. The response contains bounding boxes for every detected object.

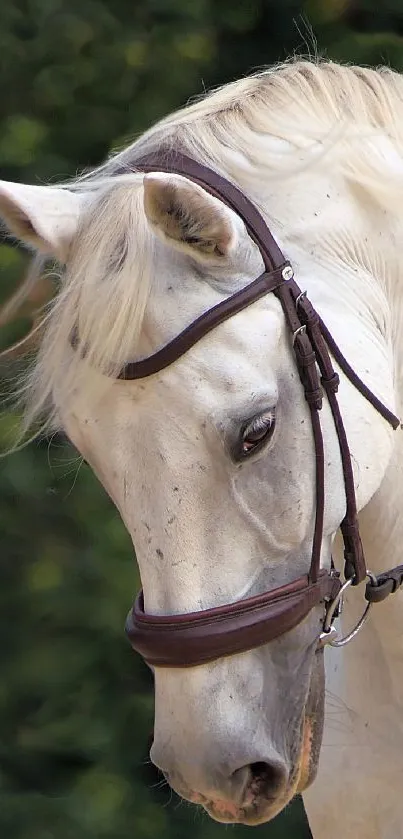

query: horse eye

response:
[240,410,276,457]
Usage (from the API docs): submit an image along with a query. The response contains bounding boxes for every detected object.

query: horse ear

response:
[143,173,238,260]
[0,181,84,262]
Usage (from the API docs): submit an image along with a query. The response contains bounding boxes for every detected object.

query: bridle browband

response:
[91,150,403,667]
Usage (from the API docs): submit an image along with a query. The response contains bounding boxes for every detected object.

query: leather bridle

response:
[91,150,403,668]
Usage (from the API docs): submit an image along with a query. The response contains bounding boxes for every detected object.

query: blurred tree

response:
[1,1,403,838]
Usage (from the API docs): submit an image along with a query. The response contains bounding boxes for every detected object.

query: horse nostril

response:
[247,760,288,799]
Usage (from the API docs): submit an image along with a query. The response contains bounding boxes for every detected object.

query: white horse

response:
[1,60,403,837]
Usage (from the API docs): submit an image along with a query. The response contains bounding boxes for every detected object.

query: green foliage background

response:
[1,2,403,837]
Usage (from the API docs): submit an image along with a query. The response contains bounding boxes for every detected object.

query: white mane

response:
[16,59,403,434]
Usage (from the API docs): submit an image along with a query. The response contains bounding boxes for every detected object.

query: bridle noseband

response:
[96,151,403,667]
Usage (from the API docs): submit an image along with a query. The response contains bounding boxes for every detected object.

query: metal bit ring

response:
[320,571,377,648]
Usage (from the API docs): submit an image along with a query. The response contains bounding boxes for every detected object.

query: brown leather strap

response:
[119,267,290,380]
[119,148,292,380]
[319,318,401,431]
[292,289,367,584]
[365,566,403,603]
[126,570,341,668]
[272,282,325,584]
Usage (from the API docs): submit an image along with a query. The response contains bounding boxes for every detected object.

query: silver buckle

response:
[295,290,307,311]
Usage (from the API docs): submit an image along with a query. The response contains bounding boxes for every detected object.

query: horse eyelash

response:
[243,409,276,438]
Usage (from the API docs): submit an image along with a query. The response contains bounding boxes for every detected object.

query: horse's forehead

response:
[131,312,284,426]
[136,259,285,403]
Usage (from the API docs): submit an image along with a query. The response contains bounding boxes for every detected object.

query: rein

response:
[96,151,403,667]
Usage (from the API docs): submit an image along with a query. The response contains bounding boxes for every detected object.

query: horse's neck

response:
[304,434,403,839]
[359,424,403,569]
[354,428,403,709]
[358,225,403,573]
[303,215,403,836]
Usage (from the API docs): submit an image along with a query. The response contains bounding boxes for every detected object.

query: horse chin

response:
[202,760,306,825]
[202,788,299,826]
[202,673,326,828]
[203,804,291,826]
